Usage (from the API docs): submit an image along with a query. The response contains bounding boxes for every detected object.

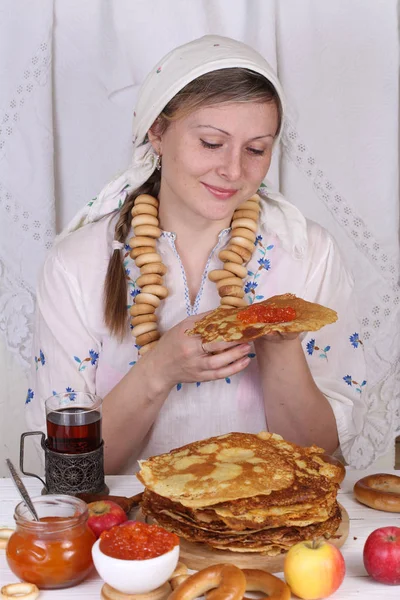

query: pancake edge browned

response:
[186,293,338,343]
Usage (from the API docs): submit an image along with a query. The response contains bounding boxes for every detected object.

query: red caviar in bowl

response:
[99,521,179,560]
[238,304,296,324]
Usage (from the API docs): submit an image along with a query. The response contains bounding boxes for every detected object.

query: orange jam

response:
[6,496,95,589]
[238,304,296,324]
[100,520,179,560]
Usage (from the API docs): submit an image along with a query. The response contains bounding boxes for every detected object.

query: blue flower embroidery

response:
[306,339,315,355]
[52,387,77,400]
[34,349,45,370]
[130,288,141,299]
[349,333,363,348]
[129,361,137,367]
[245,237,274,304]
[66,387,77,400]
[306,338,330,360]
[343,375,353,386]
[343,376,367,393]
[74,350,99,371]
[25,388,34,404]
[177,383,182,391]
[124,243,131,252]
[225,377,231,384]
[196,382,201,387]
[89,349,99,365]
[258,257,270,270]
[244,281,257,294]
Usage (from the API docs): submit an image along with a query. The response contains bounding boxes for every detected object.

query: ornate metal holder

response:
[20,432,109,496]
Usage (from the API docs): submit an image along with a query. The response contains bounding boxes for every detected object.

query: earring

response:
[155,154,162,171]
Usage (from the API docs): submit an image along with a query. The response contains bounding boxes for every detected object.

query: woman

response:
[26,35,367,473]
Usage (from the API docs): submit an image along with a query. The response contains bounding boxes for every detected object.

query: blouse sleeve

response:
[25,249,100,441]
[300,222,368,465]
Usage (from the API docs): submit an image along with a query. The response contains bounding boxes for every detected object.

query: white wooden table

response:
[1,468,399,598]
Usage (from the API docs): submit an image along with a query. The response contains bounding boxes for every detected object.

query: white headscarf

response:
[59,34,307,255]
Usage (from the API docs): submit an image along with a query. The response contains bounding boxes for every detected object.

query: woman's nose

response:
[217,148,243,181]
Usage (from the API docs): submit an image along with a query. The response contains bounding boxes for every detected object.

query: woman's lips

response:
[202,182,238,199]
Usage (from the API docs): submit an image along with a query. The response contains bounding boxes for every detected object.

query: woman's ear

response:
[147,119,164,155]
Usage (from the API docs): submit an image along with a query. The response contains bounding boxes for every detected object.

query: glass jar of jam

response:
[6,495,96,589]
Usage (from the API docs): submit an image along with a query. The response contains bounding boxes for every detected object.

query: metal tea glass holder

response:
[19,392,109,496]
[20,432,109,496]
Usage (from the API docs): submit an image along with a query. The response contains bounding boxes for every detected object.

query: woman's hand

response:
[143,313,251,392]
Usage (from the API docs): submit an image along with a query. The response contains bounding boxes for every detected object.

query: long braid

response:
[104,170,161,338]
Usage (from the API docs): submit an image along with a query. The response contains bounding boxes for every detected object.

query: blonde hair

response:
[104,68,281,338]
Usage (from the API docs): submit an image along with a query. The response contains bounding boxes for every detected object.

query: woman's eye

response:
[247,147,265,156]
[200,140,222,149]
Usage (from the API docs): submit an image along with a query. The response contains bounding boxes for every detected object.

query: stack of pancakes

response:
[137,432,344,556]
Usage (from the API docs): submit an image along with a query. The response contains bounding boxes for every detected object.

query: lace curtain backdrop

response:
[0,0,398,476]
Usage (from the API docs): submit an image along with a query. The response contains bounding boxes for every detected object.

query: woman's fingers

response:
[155,315,254,386]
[201,340,250,354]
[202,354,251,381]
[202,343,251,367]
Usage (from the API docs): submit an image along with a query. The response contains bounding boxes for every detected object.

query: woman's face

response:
[149,101,279,223]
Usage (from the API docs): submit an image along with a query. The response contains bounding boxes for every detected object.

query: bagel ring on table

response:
[0,527,14,549]
[1,582,40,600]
[168,564,246,600]
[170,561,190,590]
[170,575,191,591]
[354,473,400,512]
[168,564,290,600]
[242,568,290,600]
[170,562,189,579]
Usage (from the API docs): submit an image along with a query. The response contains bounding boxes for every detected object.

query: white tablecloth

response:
[1,469,400,598]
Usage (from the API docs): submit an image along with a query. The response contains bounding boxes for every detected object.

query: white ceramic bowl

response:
[92,538,180,594]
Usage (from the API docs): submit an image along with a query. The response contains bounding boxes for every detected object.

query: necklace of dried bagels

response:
[128,192,261,356]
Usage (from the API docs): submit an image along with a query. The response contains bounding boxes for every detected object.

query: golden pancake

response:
[137,432,342,509]
[143,500,342,555]
[142,489,337,531]
[137,432,345,555]
[186,293,338,343]
[137,432,335,508]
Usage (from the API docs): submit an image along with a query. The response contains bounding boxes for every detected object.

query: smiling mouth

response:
[202,183,238,198]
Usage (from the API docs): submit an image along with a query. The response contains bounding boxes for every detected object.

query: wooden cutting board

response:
[134,504,349,573]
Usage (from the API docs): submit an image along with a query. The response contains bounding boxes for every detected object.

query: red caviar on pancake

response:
[237,304,296,325]
[99,520,179,560]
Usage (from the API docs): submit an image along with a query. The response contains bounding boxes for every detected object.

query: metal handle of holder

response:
[20,432,48,490]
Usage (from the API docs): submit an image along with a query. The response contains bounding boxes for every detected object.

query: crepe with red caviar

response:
[186,293,337,343]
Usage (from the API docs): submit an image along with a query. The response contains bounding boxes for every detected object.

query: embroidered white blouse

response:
[25,196,367,473]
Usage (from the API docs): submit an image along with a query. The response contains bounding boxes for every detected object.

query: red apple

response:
[87,500,128,538]
[363,526,400,585]
[284,539,345,599]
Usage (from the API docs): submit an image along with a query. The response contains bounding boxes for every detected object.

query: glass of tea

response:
[45,392,102,454]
